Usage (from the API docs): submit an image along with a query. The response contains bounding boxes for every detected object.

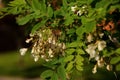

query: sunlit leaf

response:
[75,55,84,65]
[64,55,74,62]
[76,49,85,54]
[66,61,74,72]
[65,49,75,55]
[8,0,26,6]
[76,64,83,71]
[67,41,79,48]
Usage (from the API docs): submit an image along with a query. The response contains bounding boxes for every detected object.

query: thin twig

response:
[113,71,119,80]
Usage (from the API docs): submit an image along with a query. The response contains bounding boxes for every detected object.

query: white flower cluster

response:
[86,40,106,60]
[20,28,66,62]
[71,5,88,16]
[85,32,108,73]
[92,57,113,74]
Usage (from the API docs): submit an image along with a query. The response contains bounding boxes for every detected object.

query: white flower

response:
[86,44,99,60]
[92,65,97,74]
[52,39,56,45]
[106,64,112,71]
[95,54,100,61]
[48,37,52,43]
[41,55,45,58]
[97,58,104,68]
[62,43,66,49]
[25,38,33,43]
[86,44,97,54]
[99,33,104,38]
[50,55,54,58]
[82,5,87,9]
[39,33,42,37]
[86,48,96,59]
[77,10,83,16]
[19,48,28,56]
[58,43,62,47]
[48,49,53,56]
[71,6,77,12]
[87,33,93,42]
[97,40,106,51]
[45,59,50,62]
[34,56,39,62]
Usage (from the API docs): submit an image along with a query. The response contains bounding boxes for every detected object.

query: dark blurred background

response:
[0,0,45,79]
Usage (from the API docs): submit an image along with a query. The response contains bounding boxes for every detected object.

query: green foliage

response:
[1,0,120,79]
[57,65,66,80]
[116,64,120,71]
[40,70,54,79]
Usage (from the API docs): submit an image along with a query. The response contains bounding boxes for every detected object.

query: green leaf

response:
[87,0,93,4]
[103,50,114,57]
[8,0,26,6]
[76,49,85,54]
[115,48,120,54]
[17,14,33,25]
[67,41,79,48]
[54,9,63,18]
[64,55,74,62]
[57,65,66,80]
[75,55,84,65]
[47,6,53,18]
[76,55,84,62]
[64,14,74,26]
[31,20,47,33]
[95,0,111,9]
[62,0,68,9]
[87,8,96,17]
[84,21,96,33]
[8,7,18,14]
[76,64,83,71]
[67,28,76,34]
[65,49,75,55]
[76,26,85,38]
[51,72,58,80]
[40,0,46,13]
[66,61,74,72]
[41,70,54,79]
[110,57,120,64]
[31,0,41,10]
[116,64,120,71]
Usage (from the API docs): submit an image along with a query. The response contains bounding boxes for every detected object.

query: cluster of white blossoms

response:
[20,28,66,62]
[85,32,109,73]
[86,40,106,60]
[71,5,88,16]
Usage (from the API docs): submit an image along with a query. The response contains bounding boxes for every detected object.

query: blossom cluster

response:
[20,28,66,62]
[71,5,88,16]
[85,32,108,73]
